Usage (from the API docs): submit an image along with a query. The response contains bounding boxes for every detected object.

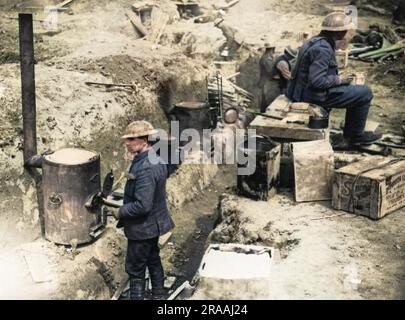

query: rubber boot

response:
[350,131,383,145]
[152,287,168,300]
[148,263,166,300]
[129,278,146,300]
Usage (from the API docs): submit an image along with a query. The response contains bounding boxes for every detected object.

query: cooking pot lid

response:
[175,101,208,110]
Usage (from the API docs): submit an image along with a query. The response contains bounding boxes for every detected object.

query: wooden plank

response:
[225,72,240,80]
[23,251,54,283]
[167,281,191,300]
[154,14,169,44]
[223,0,240,9]
[266,94,291,113]
[85,81,135,88]
[215,0,240,10]
[249,115,328,141]
[126,10,148,37]
[149,6,161,42]
[111,276,129,300]
[56,0,75,8]
[226,80,254,99]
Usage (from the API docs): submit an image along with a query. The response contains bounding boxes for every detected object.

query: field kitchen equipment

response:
[25,149,114,245]
[308,104,329,129]
[237,135,280,201]
[170,101,212,135]
[249,96,330,189]
[168,101,212,150]
[19,14,114,244]
[43,149,111,244]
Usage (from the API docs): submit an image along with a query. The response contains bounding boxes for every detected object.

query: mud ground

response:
[194,192,405,299]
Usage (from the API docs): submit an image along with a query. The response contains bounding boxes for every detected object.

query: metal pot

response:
[308,115,329,129]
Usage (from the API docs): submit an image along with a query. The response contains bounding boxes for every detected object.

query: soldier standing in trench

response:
[286,11,382,148]
[272,46,298,95]
[258,43,278,112]
[258,43,298,112]
[112,120,175,300]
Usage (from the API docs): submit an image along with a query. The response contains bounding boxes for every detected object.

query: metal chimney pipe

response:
[19,13,45,238]
[19,13,37,165]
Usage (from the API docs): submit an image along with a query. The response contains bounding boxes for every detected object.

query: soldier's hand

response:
[339,76,354,85]
[110,208,122,220]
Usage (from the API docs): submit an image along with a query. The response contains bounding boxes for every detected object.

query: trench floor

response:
[161,165,236,291]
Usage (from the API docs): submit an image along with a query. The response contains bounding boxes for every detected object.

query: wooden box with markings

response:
[332,157,405,219]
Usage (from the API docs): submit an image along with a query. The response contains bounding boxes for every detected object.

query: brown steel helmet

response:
[284,46,298,59]
[321,11,356,31]
[263,42,275,49]
[121,120,158,139]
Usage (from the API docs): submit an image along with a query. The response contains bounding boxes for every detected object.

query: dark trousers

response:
[125,237,165,289]
[304,85,373,138]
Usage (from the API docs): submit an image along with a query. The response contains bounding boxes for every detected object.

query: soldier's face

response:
[125,137,147,154]
[335,31,348,41]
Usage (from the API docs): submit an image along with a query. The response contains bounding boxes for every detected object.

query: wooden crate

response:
[332,157,405,219]
[292,140,334,202]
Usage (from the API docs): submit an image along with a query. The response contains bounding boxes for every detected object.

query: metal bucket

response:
[237,135,280,201]
[42,148,103,245]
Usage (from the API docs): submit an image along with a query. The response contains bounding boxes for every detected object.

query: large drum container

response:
[42,148,103,245]
[171,102,212,145]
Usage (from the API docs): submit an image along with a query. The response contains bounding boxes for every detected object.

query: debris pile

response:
[207,73,253,128]
[127,0,179,41]
[349,24,405,62]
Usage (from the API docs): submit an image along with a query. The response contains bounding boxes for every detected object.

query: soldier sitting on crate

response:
[286,12,383,149]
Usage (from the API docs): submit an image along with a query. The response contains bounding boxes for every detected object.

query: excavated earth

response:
[0,0,404,299]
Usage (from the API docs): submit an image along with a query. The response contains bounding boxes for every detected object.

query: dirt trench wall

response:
[208,194,299,257]
[0,49,211,224]
[167,162,218,209]
[236,53,261,109]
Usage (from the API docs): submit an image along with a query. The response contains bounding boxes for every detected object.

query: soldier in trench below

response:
[258,43,298,112]
[272,46,298,95]
[111,120,175,300]
[258,42,278,113]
